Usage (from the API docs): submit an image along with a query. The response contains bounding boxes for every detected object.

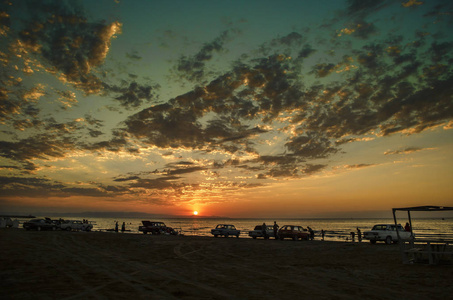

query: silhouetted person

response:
[115,221,118,232]
[321,229,325,241]
[121,222,126,233]
[350,231,355,242]
[273,221,279,240]
[404,222,411,232]
[357,227,362,242]
[308,226,314,240]
[262,223,267,239]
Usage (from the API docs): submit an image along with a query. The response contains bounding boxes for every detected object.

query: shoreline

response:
[1,229,452,299]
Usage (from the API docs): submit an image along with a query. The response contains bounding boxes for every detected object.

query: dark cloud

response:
[384,147,424,155]
[311,63,336,77]
[174,29,238,83]
[346,0,390,18]
[10,0,121,95]
[302,164,327,175]
[296,44,316,60]
[0,175,127,198]
[126,51,142,61]
[113,176,140,182]
[285,133,338,159]
[344,164,376,169]
[103,81,160,108]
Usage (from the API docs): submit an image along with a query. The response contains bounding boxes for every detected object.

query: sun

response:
[193,211,198,216]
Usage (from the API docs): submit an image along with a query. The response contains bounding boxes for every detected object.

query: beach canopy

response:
[392,205,453,212]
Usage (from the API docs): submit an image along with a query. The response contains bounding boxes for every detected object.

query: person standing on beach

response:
[273,221,279,240]
[115,221,119,232]
[357,227,362,242]
[321,229,325,241]
[121,222,126,233]
[308,226,314,240]
[262,223,267,239]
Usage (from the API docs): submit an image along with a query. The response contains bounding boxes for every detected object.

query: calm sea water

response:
[25,216,453,242]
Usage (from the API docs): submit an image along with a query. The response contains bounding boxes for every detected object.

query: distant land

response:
[0,211,229,219]
[0,214,36,218]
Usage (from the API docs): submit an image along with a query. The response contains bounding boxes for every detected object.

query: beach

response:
[1,229,452,299]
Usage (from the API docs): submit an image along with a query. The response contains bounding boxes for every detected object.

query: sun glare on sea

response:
[193,211,198,216]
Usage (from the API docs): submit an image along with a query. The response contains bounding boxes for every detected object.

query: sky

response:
[0,0,452,218]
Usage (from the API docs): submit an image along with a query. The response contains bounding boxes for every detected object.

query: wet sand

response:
[1,229,452,299]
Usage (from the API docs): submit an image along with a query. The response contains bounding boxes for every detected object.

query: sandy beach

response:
[1,229,452,299]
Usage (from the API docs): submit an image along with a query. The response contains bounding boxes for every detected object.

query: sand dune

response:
[1,229,452,299]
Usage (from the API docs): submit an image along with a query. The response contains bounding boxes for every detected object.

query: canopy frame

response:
[392,206,453,264]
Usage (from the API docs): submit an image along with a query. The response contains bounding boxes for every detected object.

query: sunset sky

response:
[0,0,452,218]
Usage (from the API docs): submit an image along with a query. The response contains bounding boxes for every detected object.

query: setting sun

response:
[193,211,198,216]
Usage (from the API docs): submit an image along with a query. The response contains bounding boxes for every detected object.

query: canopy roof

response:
[392,205,453,212]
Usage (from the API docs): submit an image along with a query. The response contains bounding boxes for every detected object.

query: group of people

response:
[260,221,280,239]
[115,221,126,233]
[260,221,319,240]
[349,228,362,242]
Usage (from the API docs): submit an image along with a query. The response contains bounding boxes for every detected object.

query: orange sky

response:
[0,1,452,218]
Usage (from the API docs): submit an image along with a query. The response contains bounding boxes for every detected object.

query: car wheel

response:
[225,233,229,238]
[236,234,240,238]
[143,231,147,234]
[214,234,218,238]
[252,236,256,239]
[293,235,298,241]
[280,236,284,240]
[385,236,392,245]
[370,240,376,244]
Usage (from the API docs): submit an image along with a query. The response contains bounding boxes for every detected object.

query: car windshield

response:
[372,225,386,230]
[254,226,262,230]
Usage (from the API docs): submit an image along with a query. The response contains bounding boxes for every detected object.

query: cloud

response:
[344,164,376,169]
[402,0,424,8]
[11,0,121,95]
[345,0,390,18]
[174,29,238,83]
[103,81,160,108]
[0,175,127,198]
[384,147,427,155]
[125,51,142,61]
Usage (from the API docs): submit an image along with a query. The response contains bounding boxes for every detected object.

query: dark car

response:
[278,225,309,241]
[23,218,58,231]
[211,224,241,238]
[248,225,275,239]
[139,221,178,235]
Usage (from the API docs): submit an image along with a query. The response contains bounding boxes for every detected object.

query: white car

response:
[363,224,412,244]
[248,225,275,239]
[60,220,93,232]
[211,224,240,238]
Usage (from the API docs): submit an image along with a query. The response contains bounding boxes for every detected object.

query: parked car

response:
[60,220,93,232]
[248,225,275,239]
[363,224,412,244]
[278,225,309,241]
[23,218,58,231]
[139,221,178,235]
[211,224,240,238]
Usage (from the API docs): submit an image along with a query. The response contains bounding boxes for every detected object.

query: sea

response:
[11,216,453,242]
